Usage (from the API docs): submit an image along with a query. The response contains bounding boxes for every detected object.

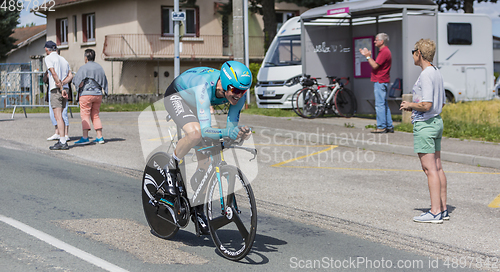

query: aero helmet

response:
[220,61,252,92]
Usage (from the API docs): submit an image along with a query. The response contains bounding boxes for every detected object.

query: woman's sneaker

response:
[93,137,105,144]
[442,210,450,220]
[413,211,443,224]
[74,137,91,145]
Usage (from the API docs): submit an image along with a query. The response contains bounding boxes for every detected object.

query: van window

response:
[265,35,301,67]
[447,23,472,45]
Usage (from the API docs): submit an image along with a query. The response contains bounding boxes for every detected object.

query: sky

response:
[16,1,500,37]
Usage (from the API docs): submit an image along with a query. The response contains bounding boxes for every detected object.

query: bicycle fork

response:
[214,150,241,218]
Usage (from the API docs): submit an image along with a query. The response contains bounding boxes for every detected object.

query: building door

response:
[465,67,487,100]
[155,66,173,94]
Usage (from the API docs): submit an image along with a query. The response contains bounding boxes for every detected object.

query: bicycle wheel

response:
[291,88,305,117]
[205,165,257,261]
[334,88,357,118]
[142,152,179,239]
[299,89,324,119]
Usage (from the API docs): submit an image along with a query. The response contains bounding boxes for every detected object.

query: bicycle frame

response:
[194,140,257,214]
[323,83,340,105]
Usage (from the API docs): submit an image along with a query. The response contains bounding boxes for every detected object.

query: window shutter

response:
[195,7,200,37]
[82,14,88,42]
[56,19,61,45]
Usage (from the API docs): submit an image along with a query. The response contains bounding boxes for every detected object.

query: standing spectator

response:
[400,39,448,223]
[44,70,71,142]
[73,49,108,145]
[44,41,73,150]
[359,33,394,133]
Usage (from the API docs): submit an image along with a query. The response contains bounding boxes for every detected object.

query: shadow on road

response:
[173,229,287,265]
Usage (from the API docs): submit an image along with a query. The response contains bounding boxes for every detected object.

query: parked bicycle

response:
[142,126,258,261]
[292,75,357,118]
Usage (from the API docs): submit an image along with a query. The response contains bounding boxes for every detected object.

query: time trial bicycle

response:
[142,125,258,261]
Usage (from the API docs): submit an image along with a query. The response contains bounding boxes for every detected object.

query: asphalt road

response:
[1,111,499,271]
[0,145,484,272]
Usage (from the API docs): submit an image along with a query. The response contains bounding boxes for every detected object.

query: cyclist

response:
[162,61,253,234]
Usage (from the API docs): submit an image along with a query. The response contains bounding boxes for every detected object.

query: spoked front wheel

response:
[334,88,357,117]
[142,152,179,239]
[205,165,257,261]
[295,88,323,119]
[291,88,306,117]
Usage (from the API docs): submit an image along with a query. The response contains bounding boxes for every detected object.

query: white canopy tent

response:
[300,0,438,114]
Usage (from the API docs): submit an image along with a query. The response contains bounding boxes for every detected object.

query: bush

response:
[249,62,261,89]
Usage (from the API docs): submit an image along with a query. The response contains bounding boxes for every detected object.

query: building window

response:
[276,11,297,32]
[447,23,472,45]
[56,18,68,45]
[161,6,199,36]
[82,13,95,42]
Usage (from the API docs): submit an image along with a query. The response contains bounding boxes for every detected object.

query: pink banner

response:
[327,7,349,15]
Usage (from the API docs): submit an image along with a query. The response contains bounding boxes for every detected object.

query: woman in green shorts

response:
[400,39,448,224]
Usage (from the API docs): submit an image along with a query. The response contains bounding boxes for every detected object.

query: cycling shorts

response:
[163,84,199,129]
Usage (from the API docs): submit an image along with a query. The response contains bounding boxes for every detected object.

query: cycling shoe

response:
[192,207,210,235]
[162,165,177,196]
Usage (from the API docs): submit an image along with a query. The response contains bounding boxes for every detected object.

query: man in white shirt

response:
[44,41,73,150]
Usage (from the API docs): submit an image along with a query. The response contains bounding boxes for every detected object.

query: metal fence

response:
[0,63,39,109]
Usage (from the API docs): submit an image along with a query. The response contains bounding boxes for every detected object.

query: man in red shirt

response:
[359,33,394,133]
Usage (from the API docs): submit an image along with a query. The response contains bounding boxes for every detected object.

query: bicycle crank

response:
[174,196,190,227]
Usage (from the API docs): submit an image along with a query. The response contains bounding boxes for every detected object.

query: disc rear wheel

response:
[142,152,179,239]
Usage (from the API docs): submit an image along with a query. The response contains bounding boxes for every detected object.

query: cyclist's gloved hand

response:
[229,126,240,140]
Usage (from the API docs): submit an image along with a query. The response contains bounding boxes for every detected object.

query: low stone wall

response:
[103,94,163,104]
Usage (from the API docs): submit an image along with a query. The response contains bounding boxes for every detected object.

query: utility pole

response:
[244,0,250,104]
[233,0,244,64]
[174,0,180,77]
[233,0,250,104]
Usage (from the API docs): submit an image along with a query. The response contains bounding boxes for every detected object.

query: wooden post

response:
[402,93,412,124]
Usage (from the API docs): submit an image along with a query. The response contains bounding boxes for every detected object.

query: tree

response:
[0,9,20,58]
[435,0,498,13]
[261,0,276,51]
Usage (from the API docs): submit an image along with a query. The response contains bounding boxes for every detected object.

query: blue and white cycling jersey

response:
[170,67,246,139]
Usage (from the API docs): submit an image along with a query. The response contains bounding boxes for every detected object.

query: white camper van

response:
[437,13,495,102]
[255,17,302,108]
[256,10,495,109]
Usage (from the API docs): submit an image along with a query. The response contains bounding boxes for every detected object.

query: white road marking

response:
[0,214,129,272]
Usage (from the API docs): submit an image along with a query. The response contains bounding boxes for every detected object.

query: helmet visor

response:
[228,85,248,95]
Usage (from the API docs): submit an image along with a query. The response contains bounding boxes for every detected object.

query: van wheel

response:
[445,91,455,103]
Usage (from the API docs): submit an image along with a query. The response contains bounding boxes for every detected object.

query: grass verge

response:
[3,100,499,142]
[394,100,500,143]
[1,102,152,114]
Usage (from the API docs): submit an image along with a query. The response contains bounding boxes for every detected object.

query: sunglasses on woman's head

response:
[228,85,247,95]
[412,49,418,55]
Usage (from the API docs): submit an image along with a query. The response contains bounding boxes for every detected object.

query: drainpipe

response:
[33,11,47,19]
